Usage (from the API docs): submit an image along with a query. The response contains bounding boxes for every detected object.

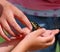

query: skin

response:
[0,0,59,52]
[0,0,32,41]
[11,29,59,52]
[0,28,59,52]
[0,4,3,17]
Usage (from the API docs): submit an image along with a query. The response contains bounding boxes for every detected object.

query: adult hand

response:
[0,0,32,41]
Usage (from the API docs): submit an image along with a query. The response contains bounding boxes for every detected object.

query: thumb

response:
[30,28,46,36]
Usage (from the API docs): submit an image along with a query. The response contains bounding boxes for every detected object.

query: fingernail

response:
[10,37,16,39]
[30,26,33,30]
[28,23,33,30]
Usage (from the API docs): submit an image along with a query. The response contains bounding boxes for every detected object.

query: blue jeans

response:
[16,14,60,52]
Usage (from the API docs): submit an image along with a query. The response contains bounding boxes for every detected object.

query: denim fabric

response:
[16,14,60,52]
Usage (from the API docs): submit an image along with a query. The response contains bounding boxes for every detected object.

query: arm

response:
[0,38,34,52]
[0,29,59,52]
[0,27,30,52]
[11,39,30,52]
[11,29,59,52]
[0,39,20,52]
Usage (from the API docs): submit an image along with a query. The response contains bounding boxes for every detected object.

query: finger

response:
[11,5,32,30]
[15,27,31,39]
[0,25,10,41]
[22,27,31,35]
[42,30,52,37]
[30,28,46,36]
[37,33,54,43]
[51,29,59,36]
[37,37,55,49]
[45,37,55,46]
[5,9,24,34]
[1,19,15,36]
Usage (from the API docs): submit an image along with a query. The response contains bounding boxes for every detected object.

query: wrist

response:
[11,39,30,52]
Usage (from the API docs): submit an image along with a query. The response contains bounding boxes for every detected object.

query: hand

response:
[0,0,32,41]
[28,29,59,51]
[23,29,59,51]
[11,28,59,52]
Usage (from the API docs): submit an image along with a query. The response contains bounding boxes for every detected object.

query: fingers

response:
[0,25,10,41]
[30,28,46,36]
[42,29,59,37]
[5,9,24,34]
[11,5,32,30]
[38,33,54,43]
[45,37,55,46]
[1,19,15,36]
[42,30,52,37]
[51,29,59,36]
[38,29,59,43]
[40,37,55,49]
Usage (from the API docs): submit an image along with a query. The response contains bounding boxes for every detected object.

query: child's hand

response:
[0,0,32,41]
[11,29,59,52]
[41,29,59,37]
[28,29,59,51]
[24,29,59,51]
